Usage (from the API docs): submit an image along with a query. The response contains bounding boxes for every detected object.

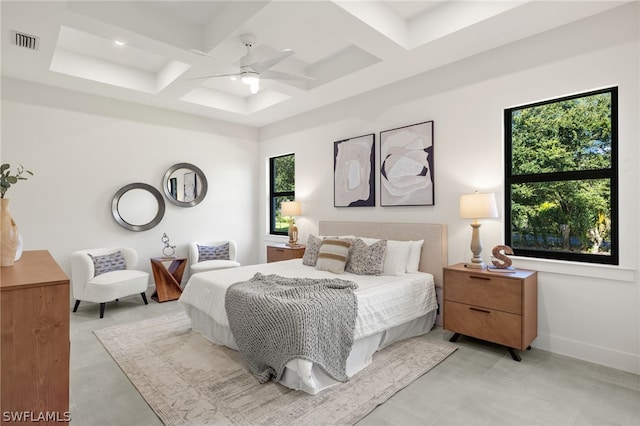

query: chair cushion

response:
[84,270,149,303]
[88,251,126,276]
[198,243,230,261]
[191,260,241,273]
[89,269,147,285]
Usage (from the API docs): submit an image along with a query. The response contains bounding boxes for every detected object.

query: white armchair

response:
[71,247,149,318]
[188,240,241,275]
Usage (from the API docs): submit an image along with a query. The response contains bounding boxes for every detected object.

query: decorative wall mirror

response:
[112,183,165,232]
[163,163,208,207]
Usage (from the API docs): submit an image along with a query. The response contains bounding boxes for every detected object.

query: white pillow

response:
[383,240,412,276]
[406,240,424,273]
[358,237,380,245]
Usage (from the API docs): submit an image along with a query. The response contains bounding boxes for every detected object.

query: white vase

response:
[1,198,19,267]
[14,233,23,262]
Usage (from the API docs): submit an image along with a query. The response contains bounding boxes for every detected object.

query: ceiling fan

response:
[190,34,311,94]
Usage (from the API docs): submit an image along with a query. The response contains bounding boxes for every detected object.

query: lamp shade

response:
[281,200,301,217]
[459,192,498,219]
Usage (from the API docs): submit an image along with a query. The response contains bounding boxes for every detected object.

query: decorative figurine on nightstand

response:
[488,244,515,272]
[161,233,176,257]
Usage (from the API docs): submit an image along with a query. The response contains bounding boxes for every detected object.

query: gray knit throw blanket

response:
[225,273,358,384]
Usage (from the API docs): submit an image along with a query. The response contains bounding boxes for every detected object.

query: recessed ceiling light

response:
[113,40,127,46]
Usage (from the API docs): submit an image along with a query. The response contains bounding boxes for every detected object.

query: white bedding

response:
[178,258,437,393]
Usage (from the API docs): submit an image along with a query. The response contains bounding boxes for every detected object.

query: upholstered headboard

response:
[318,221,448,288]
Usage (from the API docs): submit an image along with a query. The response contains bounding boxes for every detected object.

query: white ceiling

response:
[1,1,629,128]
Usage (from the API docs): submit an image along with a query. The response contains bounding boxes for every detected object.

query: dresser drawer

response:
[444,300,523,349]
[444,269,522,314]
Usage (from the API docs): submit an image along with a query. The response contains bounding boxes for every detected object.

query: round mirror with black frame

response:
[162,163,208,207]
[112,183,165,232]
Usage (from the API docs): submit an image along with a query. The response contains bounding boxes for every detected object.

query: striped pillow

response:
[315,238,351,274]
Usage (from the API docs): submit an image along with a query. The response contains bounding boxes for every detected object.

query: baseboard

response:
[535,332,640,375]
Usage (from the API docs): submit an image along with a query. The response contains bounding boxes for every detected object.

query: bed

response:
[178,221,448,394]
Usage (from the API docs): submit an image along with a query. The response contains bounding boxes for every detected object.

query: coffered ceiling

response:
[1,1,628,127]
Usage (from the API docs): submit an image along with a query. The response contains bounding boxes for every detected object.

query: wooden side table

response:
[443,262,538,361]
[267,244,306,263]
[150,257,187,302]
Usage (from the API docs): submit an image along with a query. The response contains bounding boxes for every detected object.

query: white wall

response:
[1,78,260,281]
[258,4,640,374]
[1,2,637,376]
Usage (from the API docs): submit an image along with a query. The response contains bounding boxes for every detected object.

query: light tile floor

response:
[70,295,640,426]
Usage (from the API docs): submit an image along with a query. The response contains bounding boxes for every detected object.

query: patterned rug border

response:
[95,311,456,426]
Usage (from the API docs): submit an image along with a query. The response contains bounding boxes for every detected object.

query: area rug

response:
[95,311,456,426]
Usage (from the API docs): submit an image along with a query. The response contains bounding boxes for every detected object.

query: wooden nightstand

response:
[267,244,306,263]
[443,263,538,361]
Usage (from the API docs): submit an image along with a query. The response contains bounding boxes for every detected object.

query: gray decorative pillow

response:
[198,243,230,261]
[315,239,351,274]
[88,251,127,276]
[302,234,323,266]
[346,238,387,275]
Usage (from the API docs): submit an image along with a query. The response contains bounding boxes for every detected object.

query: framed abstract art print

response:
[334,133,375,207]
[380,120,434,206]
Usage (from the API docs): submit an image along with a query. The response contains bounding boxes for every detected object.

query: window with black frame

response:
[504,87,618,264]
[269,153,295,236]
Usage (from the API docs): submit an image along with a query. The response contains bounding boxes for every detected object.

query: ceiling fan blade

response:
[188,73,241,81]
[260,70,314,81]
[252,49,295,73]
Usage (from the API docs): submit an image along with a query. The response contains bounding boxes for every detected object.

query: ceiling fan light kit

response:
[189,33,311,94]
[241,72,260,94]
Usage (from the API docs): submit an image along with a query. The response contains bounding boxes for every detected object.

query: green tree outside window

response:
[270,154,295,235]
[505,88,618,264]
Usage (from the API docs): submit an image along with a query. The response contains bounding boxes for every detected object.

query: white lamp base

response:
[466,261,487,269]
[467,222,487,269]
[287,221,298,246]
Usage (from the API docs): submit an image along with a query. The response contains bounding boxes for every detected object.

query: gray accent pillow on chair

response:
[198,243,230,261]
[88,251,127,276]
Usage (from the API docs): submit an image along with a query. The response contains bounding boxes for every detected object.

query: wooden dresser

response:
[1,250,70,423]
[266,244,305,263]
[443,263,537,361]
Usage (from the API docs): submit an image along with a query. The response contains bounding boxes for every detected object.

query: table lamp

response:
[459,191,498,269]
[281,200,301,246]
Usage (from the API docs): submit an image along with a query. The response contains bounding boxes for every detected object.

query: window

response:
[504,87,618,264]
[269,153,295,235]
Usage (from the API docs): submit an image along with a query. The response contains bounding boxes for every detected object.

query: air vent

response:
[10,30,39,51]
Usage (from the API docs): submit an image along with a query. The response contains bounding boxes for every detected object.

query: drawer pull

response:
[470,275,491,281]
[469,307,491,314]
[276,249,285,252]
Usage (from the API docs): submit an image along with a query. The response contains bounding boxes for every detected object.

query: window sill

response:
[511,257,635,283]
[264,234,289,245]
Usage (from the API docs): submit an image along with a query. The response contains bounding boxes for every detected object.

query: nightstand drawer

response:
[444,269,522,314]
[267,245,305,263]
[444,300,522,349]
